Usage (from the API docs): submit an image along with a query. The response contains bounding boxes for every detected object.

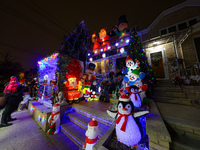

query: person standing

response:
[0,76,24,127]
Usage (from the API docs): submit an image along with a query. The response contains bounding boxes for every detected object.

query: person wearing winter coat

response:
[0,76,24,127]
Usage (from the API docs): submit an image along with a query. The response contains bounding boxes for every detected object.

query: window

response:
[189,19,197,26]
[168,26,177,33]
[194,37,200,61]
[178,22,187,30]
[160,29,167,35]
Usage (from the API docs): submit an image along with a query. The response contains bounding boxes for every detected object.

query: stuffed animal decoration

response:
[83,118,99,150]
[107,94,149,149]
[47,103,60,135]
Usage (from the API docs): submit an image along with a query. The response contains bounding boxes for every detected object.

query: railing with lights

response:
[87,35,132,62]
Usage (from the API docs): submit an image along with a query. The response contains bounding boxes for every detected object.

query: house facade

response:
[139,0,200,79]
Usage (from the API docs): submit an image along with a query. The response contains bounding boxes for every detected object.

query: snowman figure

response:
[83,118,99,150]
[114,15,130,39]
[107,94,149,149]
[122,56,139,75]
[47,103,60,135]
[123,69,140,86]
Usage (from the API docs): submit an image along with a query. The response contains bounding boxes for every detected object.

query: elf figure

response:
[82,63,96,94]
[83,118,99,150]
[47,103,60,135]
[114,15,130,39]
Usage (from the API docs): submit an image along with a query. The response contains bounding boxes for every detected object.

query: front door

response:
[150,51,165,78]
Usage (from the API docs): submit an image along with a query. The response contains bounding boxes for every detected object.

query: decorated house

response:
[139,0,200,84]
[87,15,155,88]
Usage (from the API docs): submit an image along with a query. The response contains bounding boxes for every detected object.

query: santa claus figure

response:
[47,103,60,135]
[83,118,99,150]
[99,28,110,46]
[65,76,80,104]
[82,63,96,94]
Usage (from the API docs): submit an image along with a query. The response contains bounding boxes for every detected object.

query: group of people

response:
[99,70,123,102]
[0,76,33,128]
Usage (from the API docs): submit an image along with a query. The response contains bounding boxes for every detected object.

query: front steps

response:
[152,79,200,149]
[60,106,114,149]
[152,79,192,106]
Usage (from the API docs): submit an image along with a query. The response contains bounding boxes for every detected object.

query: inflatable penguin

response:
[47,103,60,135]
[83,118,99,150]
[107,94,149,148]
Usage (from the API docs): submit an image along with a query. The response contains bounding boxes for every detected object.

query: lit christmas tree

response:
[57,20,91,91]
[127,28,156,86]
[59,20,91,62]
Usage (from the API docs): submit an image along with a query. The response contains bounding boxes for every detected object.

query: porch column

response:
[173,35,180,76]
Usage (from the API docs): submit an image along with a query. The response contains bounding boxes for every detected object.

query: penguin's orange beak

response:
[122,108,127,111]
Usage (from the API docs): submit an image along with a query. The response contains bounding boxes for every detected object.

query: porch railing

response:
[170,62,200,85]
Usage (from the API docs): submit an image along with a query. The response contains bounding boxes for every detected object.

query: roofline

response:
[138,0,200,35]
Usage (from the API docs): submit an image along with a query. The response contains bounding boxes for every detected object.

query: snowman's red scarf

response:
[116,112,134,132]
[84,136,98,148]
[49,111,60,123]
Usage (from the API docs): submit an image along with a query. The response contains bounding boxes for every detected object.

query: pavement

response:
[0,99,200,150]
[0,110,80,150]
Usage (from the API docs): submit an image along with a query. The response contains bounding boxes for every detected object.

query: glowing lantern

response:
[89,58,93,62]
[102,53,106,58]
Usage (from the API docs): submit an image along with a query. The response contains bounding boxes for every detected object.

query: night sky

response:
[0,0,186,71]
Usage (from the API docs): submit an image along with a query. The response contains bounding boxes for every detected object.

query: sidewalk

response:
[0,110,80,150]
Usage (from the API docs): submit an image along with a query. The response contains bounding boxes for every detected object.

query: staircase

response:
[60,105,114,149]
[152,79,200,150]
[151,79,192,106]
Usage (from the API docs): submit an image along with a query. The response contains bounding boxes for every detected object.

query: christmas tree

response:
[59,20,91,62]
[127,28,155,86]
[57,20,91,90]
